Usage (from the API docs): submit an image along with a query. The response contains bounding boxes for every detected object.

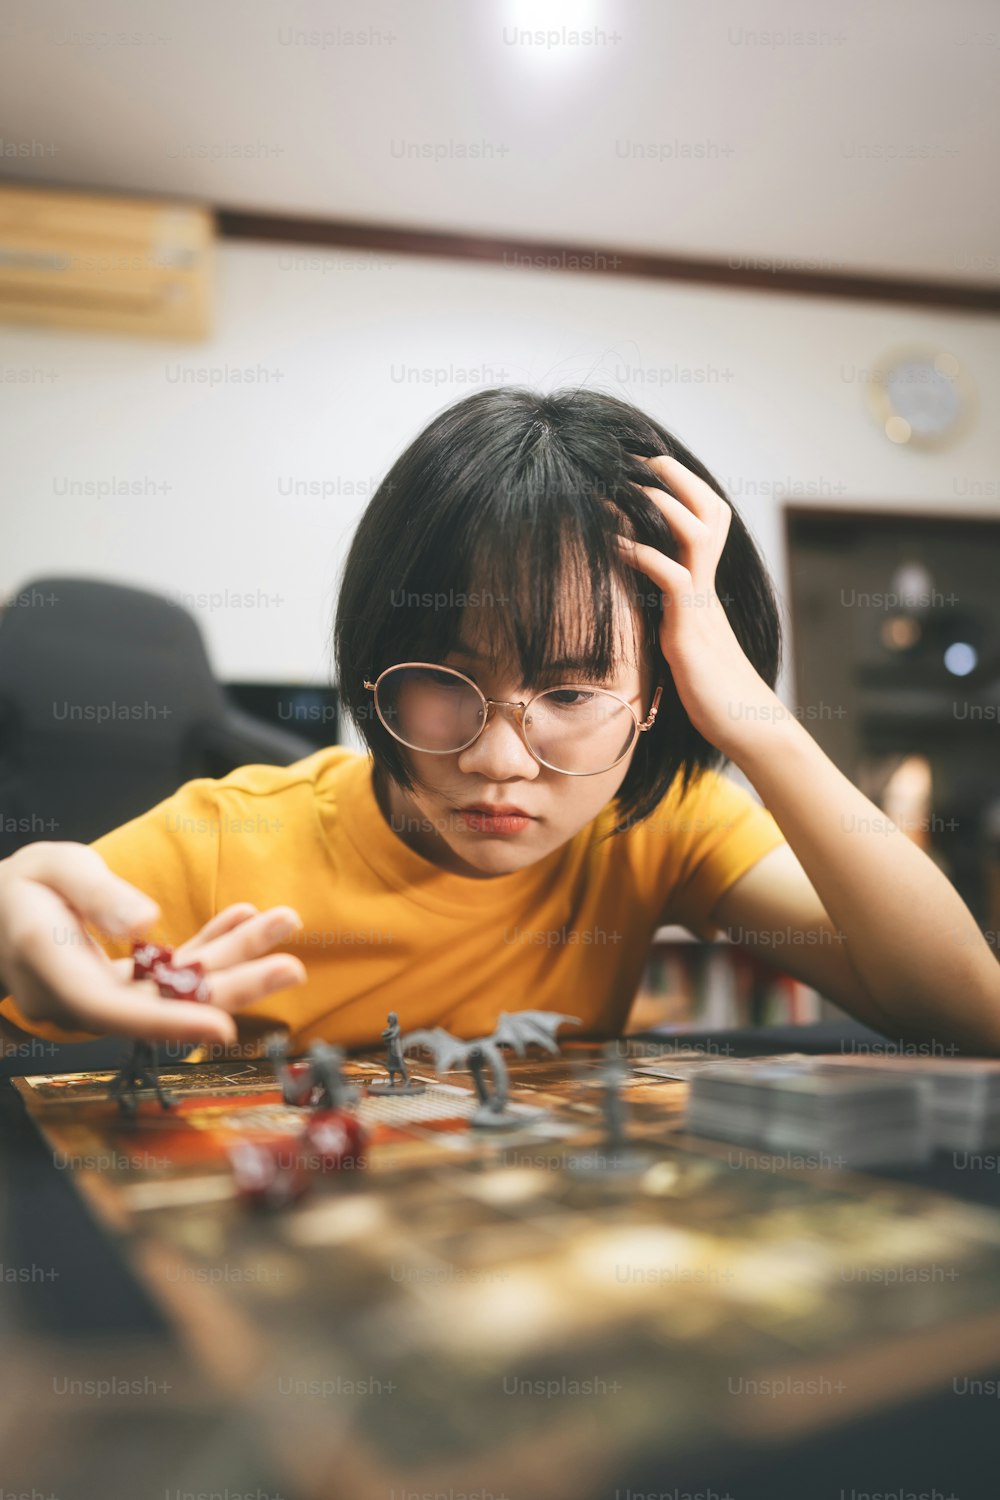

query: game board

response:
[13,1042,1000,1500]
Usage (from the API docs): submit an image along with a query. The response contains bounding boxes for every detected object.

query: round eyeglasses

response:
[363,663,662,777]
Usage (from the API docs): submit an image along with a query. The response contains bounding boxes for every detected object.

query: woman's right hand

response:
[0,842,307,1045]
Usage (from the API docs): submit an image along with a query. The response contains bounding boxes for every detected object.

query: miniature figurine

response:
[601,1041,629,1148]
[264,1034,358,1111]
[568,1041,652,1177]
[109,1040,175,1118]
[400,1011,580,1130]
[306,1041,358,1110]
[367,1011,426,1095]
[265,1032,318,1106]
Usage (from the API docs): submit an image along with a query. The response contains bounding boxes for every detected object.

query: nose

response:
[456,701,540,781]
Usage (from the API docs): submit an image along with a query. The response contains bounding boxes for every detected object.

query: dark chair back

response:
[0,576,317,856]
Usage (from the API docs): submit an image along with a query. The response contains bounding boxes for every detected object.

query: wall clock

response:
[866,347,975,449]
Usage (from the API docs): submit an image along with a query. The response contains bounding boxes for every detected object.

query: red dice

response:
[132,942,174,983]
[303,1110,368,1172]
[227,1138,311,1209]
[132,940,210,1003]
[282,1059,320,1107]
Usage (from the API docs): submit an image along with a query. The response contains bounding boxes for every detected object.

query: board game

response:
[11,1041,1000,1500]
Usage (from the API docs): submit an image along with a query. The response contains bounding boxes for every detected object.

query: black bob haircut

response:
[334,386,781,835]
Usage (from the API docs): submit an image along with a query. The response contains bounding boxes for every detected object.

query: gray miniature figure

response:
[264,1033,357,1110]
[569,1041,652,1177]
[400,1011,580,1129]
[264,1032,304,1105]
[601,1041,629,1147]
[367,1011,427,1096]
[109,1040,175,1118]
[307,1041,358,1110]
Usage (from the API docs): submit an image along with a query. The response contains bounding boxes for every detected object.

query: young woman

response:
[1,387,997,1055]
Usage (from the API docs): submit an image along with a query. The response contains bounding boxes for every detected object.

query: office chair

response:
[0,576,317,859]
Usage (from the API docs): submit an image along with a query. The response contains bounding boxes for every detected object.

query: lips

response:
[459,803,533,818]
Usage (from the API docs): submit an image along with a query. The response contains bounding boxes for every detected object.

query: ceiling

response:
[1,0,997,283]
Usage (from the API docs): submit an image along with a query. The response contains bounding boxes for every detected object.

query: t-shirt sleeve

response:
[0,777,223,1042]
[654,769,788,941]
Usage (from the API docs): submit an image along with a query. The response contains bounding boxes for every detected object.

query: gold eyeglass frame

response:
[362,662,663,777]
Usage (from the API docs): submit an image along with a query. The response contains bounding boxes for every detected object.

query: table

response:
[2,1026,999,1500]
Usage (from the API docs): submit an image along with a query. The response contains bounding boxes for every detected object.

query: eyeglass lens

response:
[374,666,636,773]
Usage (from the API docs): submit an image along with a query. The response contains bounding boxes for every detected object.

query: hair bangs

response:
[382,436,647,690]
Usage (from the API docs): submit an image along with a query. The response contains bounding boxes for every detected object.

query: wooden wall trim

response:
[216,206,1000,315]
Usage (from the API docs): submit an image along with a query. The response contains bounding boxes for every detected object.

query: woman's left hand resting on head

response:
[617,453,1000,1055]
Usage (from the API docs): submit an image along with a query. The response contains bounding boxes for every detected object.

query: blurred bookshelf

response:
[627,926,848,1036]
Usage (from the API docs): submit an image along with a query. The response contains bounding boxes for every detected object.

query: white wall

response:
[3,240,999,713]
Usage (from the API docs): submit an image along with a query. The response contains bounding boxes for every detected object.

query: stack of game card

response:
[686,1060,933,1167]
[917,1065,1000,1151]
[824,1057,1000,1153]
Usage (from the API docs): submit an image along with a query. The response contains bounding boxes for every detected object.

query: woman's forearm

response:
[729,698,1000,1051]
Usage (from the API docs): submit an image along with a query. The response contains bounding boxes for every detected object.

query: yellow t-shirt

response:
[0,748,787,1048]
